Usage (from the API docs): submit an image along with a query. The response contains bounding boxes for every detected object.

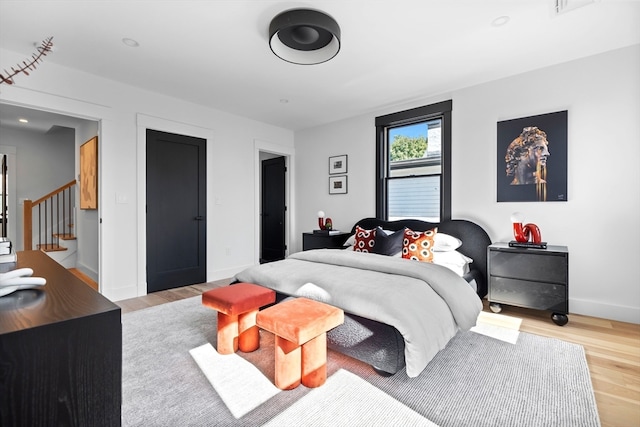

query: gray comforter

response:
[235,249,482,377]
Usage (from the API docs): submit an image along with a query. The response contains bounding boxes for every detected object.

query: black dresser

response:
[0,251,122,426]
[488,243,569,325]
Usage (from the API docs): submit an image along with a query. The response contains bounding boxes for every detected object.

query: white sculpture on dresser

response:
[0,268,46,297]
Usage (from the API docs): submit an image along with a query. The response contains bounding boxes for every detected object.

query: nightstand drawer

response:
[303,232,350,250]
[489,251,567,284]
[490,277,567,313]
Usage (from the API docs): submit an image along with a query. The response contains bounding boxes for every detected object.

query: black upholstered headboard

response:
[351,218,492,298]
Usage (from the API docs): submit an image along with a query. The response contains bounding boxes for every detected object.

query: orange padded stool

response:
[256,297,344,390]
[202,283,276,355]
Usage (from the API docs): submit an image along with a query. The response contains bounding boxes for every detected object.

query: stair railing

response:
[23,180,76,251]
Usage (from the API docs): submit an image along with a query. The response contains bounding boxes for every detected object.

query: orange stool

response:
[202,283,276,354]
[256,297,344,390]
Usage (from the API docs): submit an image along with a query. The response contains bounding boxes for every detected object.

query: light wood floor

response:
[116,282,640,427]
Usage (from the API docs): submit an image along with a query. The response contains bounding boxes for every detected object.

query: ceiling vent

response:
[554,0,596,15]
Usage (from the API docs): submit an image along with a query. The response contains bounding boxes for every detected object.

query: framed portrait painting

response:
[497,110,567,202]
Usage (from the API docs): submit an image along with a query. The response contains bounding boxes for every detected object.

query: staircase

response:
[22,181,99,291]
[40,232,78,269]
[23,180,78,268]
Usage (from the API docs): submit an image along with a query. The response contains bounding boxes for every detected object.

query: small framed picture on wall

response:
[329,154,347,174]
[329,175,348,194]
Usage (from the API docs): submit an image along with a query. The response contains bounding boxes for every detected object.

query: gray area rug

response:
[122,296,600,427]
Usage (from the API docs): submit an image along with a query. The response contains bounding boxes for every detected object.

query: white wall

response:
[75,121,100,281]
[294,45,640,324]
[0,126,75,250]
[293,114,376,249]
[0,47,294,301]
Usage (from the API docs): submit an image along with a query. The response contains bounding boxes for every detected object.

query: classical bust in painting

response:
[505,126,550,185]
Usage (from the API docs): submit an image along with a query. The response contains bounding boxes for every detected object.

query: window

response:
[376,100,452,222]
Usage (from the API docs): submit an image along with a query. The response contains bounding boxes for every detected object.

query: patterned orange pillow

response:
[353,225,377,253]
[402,228,437,262]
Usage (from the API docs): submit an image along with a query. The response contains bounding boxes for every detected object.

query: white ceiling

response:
[0,103,90,134]
[0,0,639,133]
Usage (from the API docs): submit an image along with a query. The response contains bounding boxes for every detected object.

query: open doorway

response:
[254,140,294,265]
[260,154,286,263]
[0,103,100,285]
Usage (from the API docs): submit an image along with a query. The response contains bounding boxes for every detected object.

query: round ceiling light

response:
[269,9,341,65]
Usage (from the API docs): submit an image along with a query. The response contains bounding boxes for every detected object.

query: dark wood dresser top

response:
[0,250,120,335]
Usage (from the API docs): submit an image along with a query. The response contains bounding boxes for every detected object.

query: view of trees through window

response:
[386,120,442,221]
[389,134,427,161]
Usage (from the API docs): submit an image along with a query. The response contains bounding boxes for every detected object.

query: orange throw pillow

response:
[402,228,437,262]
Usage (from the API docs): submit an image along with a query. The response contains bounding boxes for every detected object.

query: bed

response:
[234,217,491,377]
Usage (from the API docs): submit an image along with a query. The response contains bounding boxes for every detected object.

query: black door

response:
[261,156,286,263]
[1,154,6,237]
[146,129,206,292]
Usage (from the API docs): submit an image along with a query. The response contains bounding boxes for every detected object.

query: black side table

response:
[302,232,350,251]
[488,242,569,326]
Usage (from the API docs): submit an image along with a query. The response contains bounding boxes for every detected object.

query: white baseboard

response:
[108,264,255,302]
[104,284,139,302]
[570,298,640,324]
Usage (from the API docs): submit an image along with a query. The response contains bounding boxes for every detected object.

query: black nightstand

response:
[488,242,569,326]
[302,232,350,251]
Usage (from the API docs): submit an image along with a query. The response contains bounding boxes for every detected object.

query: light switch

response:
[116,193,128,204]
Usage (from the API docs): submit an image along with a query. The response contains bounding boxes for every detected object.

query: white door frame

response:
[254,139,295,265]
[136,114,215,296]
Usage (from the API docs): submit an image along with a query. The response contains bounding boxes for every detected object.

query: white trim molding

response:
[136,113,215,297]
[254,139,295,265]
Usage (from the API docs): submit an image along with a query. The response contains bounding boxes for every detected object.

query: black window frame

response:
[375,99,452,222]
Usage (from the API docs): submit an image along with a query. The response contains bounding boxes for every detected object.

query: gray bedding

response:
[235,249,482,377]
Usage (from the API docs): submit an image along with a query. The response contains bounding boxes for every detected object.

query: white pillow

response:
[433,233,462,252]
[432,250,473,276]
[343,234,356,247]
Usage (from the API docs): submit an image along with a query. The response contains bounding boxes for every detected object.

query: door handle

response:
[195,216,204,221]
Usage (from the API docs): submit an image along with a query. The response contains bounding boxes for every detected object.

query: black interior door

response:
[1,154,6,237]
[261,156,286,263]
[146,129,206,292]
